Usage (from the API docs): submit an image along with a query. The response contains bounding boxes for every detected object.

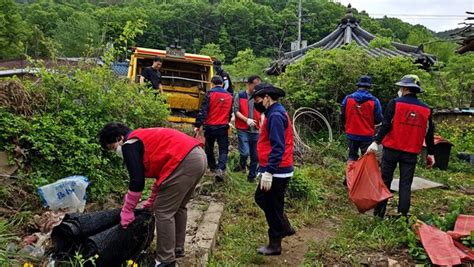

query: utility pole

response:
[297,0,302,50]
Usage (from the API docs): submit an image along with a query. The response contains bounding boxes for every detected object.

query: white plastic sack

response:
[38,176,89,212]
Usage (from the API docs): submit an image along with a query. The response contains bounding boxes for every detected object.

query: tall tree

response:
[218,26,233,62]
[226,48,270,79]
[200,43,225,62]
[406,25,433,46]
[0,0,31,59]
[53,12,101,57]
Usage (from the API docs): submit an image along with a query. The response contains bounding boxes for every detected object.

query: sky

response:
[337,0,473,32]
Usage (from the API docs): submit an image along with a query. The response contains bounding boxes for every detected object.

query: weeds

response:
[68,252,99,267]
[0,219,18,266]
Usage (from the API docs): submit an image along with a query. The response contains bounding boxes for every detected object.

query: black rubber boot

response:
[257,236,282,255]
[282,214,296,238]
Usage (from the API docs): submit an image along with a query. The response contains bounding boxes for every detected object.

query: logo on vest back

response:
[401,110,423,127]
[216,97,229,109]
[350,103,368,118]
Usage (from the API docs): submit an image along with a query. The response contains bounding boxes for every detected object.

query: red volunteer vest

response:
[235,92,261,131]
[257,113,294,168]
[345,98,376,136]
[127,128,201,187]
[205,91,232,126]
[382,102,430,154]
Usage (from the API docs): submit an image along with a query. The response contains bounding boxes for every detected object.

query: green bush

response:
[435,120,474,154]
[287,168,319,200]
[278,45,428,125]
[369,36,395,50]
[0,65,169,201]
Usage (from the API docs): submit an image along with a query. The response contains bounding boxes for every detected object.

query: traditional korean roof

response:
[267,4,436,75]
[452,11,474,54]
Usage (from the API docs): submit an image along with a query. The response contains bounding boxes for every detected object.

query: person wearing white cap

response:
[367,74,435,218]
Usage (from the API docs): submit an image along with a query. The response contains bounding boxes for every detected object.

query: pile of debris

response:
[0,80,46,116]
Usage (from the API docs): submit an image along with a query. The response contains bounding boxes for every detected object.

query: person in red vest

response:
[341,75,382,185]
[367,75,435,218]
[341,75,383,160]
[233,75,262,182]
[194,75,233,182]
[250,83,295,256]
[98,123,207,267]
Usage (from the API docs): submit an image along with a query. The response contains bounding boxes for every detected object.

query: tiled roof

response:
[267,5,436,75]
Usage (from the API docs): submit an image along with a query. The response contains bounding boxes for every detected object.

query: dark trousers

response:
[237,130,259,178]
[374,147,417,218]
[255,178,290,238]
[204,127,229,171]
[348,139,371,161]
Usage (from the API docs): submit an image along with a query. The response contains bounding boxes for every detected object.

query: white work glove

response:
[426,155,435,168]
[246,118,256,127]
[260,172,273,191]
[366,142,378,153]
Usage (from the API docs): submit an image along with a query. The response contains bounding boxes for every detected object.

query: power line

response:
[369,13,468,20]
[373,17,467,20]
[302,13,467,20]
[370,13,467,18]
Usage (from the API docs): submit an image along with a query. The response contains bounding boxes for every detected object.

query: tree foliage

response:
[199,43,225,62]
[53,12,102,57]
[369,36,395,50]
[2,0,451,60]
[427,54,474,108]
[226,49,271,80]
[102,19,147,64]
[0,0,30,59]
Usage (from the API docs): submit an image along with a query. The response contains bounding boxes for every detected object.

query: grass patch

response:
[208,171,267,265]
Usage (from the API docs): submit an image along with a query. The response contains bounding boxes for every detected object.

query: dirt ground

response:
[260,220,336,266]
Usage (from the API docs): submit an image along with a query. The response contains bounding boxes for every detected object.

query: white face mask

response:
[397,89,403,98]
[115,145,123,159]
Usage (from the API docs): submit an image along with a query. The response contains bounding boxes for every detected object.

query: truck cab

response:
[127,46,214,123]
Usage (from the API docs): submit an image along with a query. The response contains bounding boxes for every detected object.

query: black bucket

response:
[433,142,453,170]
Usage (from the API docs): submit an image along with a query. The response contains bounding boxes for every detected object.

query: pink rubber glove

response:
[120,190,142,229]
[141,183,159,210]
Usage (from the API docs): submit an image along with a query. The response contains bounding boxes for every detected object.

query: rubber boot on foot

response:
[257,237,282,255]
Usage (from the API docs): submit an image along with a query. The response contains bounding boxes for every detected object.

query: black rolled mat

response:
[51,208,122,257]
[52,209,154,266]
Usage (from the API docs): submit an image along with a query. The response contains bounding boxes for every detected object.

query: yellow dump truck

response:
[127,46,214,123]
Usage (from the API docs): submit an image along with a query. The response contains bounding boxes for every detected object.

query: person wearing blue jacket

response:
[250,83,295,256]
[194,76,233,182]
[341,75,383,165]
